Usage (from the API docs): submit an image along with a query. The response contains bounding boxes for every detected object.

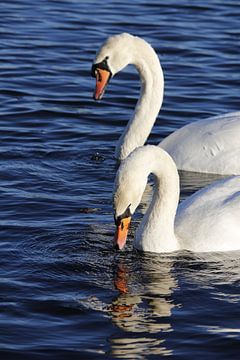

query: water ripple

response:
[0,0,239,358]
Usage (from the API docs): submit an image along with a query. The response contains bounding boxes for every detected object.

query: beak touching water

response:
[114,216,131,250]
[93,68,111,100]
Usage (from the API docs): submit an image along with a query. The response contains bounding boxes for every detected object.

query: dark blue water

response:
[0,1,240,359]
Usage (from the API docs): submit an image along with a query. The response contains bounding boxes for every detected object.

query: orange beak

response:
[93,68,111,100]
[114,217,131,250]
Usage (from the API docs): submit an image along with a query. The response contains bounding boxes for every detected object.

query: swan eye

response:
[103,56,109,64]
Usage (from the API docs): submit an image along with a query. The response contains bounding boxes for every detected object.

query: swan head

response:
[91,33,134,100]
[113,147,149,250]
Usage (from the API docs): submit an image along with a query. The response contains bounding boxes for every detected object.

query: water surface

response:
[0,1,240,359]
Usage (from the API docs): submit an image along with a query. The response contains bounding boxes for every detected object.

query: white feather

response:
[94,33,240,175]
[114,145,240,253]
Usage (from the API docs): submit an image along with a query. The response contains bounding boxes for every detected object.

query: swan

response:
[91,33,240,175]
[113,145,240,253]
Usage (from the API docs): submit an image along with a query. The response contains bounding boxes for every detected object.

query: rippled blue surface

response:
[0,1,240,359]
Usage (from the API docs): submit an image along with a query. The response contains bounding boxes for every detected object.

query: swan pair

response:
[91,33,240,253]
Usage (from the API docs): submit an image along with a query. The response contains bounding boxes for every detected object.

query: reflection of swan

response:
[91,33,240,175]
[113,145,240,253]
[109,256,178,357]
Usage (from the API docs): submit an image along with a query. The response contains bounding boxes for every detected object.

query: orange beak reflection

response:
[114,217,131,250]
[93,68,111,100]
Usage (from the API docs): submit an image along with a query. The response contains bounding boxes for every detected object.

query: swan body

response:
[160,111,240,174]
[92,33,240,175]
[113,145,240,253]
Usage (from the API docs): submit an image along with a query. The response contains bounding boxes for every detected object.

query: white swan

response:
[113,145,240,253]
[92,33,240,175]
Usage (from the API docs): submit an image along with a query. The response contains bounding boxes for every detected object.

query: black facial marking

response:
[91,56,112,78]
[114,204,132,226]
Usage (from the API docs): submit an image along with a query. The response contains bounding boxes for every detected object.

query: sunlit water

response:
[0,1,239,359]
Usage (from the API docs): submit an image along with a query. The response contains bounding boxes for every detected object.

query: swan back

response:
[160,112,240,174]
[176,176,240,252]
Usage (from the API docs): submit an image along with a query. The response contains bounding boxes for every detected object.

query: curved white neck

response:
[115,38,164,160]
[134,148,180,253]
